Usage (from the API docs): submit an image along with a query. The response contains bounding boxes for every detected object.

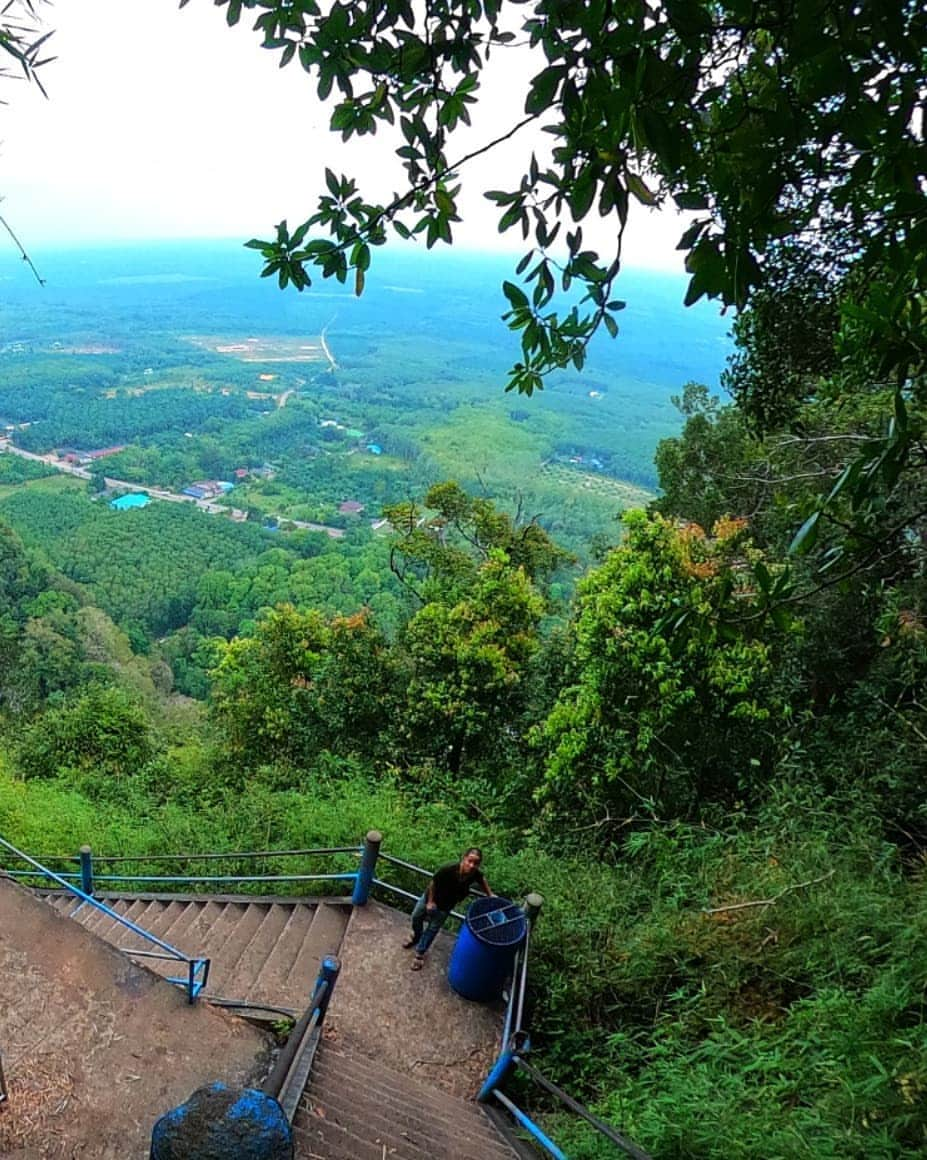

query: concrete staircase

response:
[295,1040,520,1160]
[37,890,525,1159]
[41,892,350,1012]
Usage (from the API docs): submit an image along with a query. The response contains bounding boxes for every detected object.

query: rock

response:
[150,1083,293,1160]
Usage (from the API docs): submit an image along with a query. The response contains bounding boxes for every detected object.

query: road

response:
[0,442,346,538]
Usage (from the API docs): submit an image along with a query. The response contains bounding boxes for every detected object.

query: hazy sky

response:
[1,0,693,271]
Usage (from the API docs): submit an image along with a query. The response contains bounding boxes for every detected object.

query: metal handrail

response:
[486,1042,652,1160]
[487,905,652,1159]
[0,836,209,1004]
[84,872,356,886]
[378,851,433,877]
[491,1089,567,1160]
[89,847,359,863]
[500,935,530,1051]
[515,1056,653,1160]
[263,959,339,1124]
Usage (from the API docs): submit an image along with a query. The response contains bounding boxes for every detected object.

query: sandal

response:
[411,956,424,971]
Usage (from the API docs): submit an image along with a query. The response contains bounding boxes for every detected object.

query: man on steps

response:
[404,848,492,971]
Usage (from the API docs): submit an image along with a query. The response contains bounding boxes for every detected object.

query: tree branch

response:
[703,869,835,915]
[0,209,45,286]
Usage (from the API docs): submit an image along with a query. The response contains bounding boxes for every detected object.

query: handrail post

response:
[525,892,543,926]
[313,955,340,1023]
[352,829,381,905]
[478,1043,516,1103]
[79,845,93,896]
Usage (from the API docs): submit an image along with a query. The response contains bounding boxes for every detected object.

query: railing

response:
[262,955,340,1123]
[0,835,210,1004]
[1,830,650,1155]
[478,901,653,1160]
[0,845,361,894]
[1,833,435,912]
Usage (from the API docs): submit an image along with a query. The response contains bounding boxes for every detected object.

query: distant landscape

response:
[0,240,730,690]
[0,222,923,1160]
[0,241,730,532]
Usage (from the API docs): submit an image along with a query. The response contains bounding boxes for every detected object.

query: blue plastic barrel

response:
[448,896,527,1002]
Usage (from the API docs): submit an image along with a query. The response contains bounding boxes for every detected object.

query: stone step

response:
[301,1080,493,1160]
[44,892,77,918]
[296,1043,518,1160]
[197,900,248,963]
[42,893,349,1013]
[96,898,156,949]
[75,895,136,936]
[284,903,350,1002]
[132,898,189,942]
[222,902,293,1000]
[248,904,317,1006]
[196,902,268,990]
[181,899,226,951]
[143,900,199,952]
[310,1046,510,1152]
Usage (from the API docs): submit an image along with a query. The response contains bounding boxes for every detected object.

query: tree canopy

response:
[191,0,926,393]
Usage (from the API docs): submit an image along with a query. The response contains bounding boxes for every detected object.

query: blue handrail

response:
[81,872,357,886]
[0,835,209,1004]
[482,906,652,1159]
[492,1089,568,1160]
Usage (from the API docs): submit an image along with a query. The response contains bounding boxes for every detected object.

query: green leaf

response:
[627,171,658,206]
[525,65,564,115]
[502,281,529,310]
[789,511,820,556]
[435,188,455,216]
[569,167,597,222]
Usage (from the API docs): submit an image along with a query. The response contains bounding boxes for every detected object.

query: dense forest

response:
[1,0,925,1155]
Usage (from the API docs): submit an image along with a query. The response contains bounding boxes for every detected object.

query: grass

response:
[0,472,85,502]
[2,748,922,1159]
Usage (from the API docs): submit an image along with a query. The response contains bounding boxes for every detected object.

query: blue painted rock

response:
[150,1083,293,1160]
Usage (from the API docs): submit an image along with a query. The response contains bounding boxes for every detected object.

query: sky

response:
[0,0,695,272]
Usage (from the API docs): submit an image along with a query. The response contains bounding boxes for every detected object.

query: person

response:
[404,848,492,971]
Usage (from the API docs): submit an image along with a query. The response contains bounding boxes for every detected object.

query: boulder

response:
[150,1083,293,1160]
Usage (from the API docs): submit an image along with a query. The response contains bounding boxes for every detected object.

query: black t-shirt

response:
[431,862,485,912]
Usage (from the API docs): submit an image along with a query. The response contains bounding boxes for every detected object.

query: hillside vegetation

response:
[1,259,925,1154]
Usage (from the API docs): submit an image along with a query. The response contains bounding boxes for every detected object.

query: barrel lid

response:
[466,895,527,947]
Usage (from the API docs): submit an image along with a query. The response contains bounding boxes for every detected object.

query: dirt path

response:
[0,878,273,1159]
